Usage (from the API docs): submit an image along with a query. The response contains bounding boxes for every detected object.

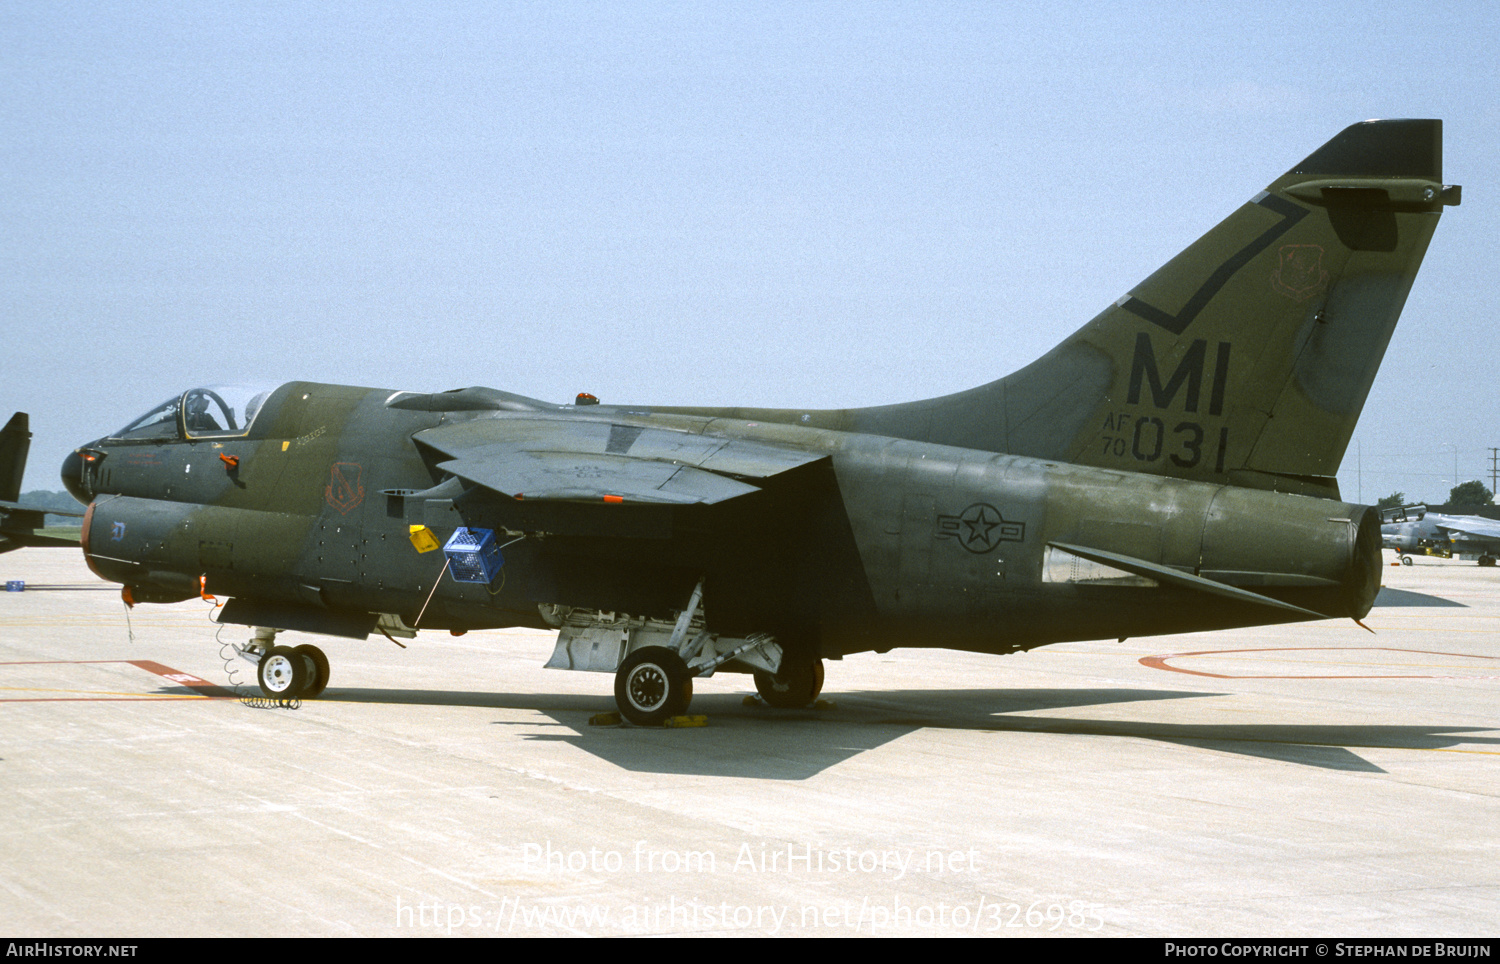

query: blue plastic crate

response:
[443,527,504,584]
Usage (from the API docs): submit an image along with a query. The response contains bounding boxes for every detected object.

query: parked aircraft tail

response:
[688,121,1459,501]
[853,119,1459,498]
[1,412,29,504]
[0,412,82,554]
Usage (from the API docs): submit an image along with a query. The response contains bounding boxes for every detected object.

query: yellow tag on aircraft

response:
[408,525,440,553]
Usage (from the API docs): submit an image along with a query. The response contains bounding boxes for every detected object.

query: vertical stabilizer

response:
[834,121,1457,498]
[0,412,30,504]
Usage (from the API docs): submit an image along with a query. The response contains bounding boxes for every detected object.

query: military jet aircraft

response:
[62,119,1460,724]
[1,412,80,554]
[1381,504,1500,566]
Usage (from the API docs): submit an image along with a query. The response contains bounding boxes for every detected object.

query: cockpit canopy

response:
[111,385,275,441]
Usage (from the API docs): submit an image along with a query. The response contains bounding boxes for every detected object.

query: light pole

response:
[1444,443,1459,503]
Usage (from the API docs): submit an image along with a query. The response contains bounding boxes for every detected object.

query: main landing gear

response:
[615,647,694,726]
[246,629,330,699]
[754,657,825,709]
[545,579,824,725]
[609,650,826,724]
[607,581,710,727]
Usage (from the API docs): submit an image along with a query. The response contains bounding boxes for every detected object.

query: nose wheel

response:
[256,643,330,699]
[257,646,305,697]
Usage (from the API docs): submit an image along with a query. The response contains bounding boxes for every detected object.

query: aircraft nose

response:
[61,449,91,504]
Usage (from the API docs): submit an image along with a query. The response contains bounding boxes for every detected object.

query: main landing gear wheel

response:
[754,657,825,709]
[615,647,693,726]
[294,644,330,698]
[1481,556,1496,568]
[1400,555,1413,566]
[258,645,308,699]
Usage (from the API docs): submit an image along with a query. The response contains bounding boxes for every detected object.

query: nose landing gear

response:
[247,630,330,699]
[256,646,306,697]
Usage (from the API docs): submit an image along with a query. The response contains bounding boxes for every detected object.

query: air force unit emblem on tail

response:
[1272,244,1329,301]
[62,120,1459,726]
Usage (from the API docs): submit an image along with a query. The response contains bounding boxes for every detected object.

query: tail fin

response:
[0,412,29,504]
[0,413,81,554]
[850,119,1458,498]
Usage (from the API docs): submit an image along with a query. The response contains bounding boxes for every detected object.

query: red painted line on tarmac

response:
[0,658,237,700]
[1141,646,1500,679]
[128,660,237,697]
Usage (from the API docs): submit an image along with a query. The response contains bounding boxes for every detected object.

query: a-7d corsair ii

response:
[1382,504,1500,566]
[63,120,1459,724]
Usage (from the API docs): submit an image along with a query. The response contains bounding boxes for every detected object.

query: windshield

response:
[111,385,276,441]
[112,396,182,440]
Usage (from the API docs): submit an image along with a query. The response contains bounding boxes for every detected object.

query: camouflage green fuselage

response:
[78,380,1379,659]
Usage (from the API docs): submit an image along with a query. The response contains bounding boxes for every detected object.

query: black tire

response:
[615,647,693,726]
[258,645,308,698]
[1481,556,1496,568]
[294,644,330,699]
[754,657,825,709]
[1400,555,1413,566]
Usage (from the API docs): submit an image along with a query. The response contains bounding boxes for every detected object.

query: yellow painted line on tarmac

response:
[1417,747,1500,756]
[0,659,235,699]
[0,685,208,699]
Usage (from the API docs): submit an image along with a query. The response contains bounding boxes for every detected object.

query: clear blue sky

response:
[4,1,1497,502]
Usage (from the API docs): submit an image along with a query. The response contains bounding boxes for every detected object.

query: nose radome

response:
[61,449,90,504]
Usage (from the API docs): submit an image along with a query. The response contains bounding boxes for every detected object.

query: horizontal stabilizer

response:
[0,528,81,551]
[0,501,83,520]
[1050,542,1325,618]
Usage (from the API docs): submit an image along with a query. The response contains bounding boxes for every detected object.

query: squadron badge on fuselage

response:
[325,462,365,515]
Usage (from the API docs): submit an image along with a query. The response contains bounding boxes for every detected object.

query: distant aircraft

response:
[1381,504,1500,566]
[1,412,80,554]
[61,120,1460,724]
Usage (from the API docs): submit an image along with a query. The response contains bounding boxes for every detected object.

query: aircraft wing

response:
[413,417,826,505]
[1433,517,1500,542]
